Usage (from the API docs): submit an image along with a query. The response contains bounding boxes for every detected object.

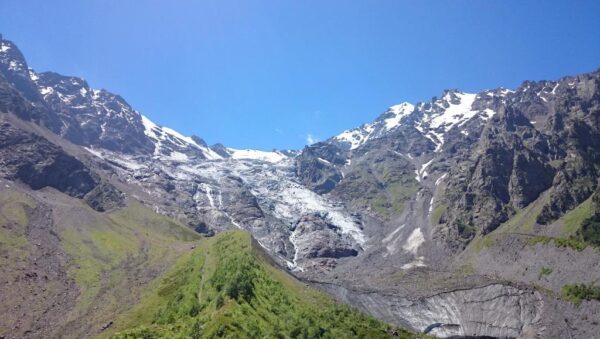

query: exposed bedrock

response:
[315,283,543,338]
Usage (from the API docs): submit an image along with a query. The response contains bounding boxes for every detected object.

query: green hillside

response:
[106,230,413,339]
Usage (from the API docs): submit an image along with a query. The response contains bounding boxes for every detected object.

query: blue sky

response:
[1,1,599,150]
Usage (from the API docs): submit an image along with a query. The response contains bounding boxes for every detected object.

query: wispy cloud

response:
[274,128,283,134]
[306,133,319,145]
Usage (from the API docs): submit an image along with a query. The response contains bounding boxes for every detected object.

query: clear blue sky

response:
[1,1,599,150]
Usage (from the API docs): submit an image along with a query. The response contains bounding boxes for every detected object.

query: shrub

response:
[210,253,258,302]
[579,217,600,246]
[561,283,600,304]
[537,267,553,280]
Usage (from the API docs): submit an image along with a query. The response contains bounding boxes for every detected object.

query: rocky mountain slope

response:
[1,34,599,338]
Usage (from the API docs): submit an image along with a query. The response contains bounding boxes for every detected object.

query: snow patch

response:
[227,148,287,163]
[384,102,414,130]
[335,124,374,150]
[141,114,222,160]
[427,93,478,132]
[167,151,189,162]
[0,43,11,53]
[415,159,434,182]
[383,224,406,243]
[382,224,407,256]
[428,196,435,214]
[334,102,413,150]
[317,157,331,165]
[28,70,39,81]
[85,147,104,159]
[434,173,448,186]
[40,86,54,96]
[8,60,21,71]
[401,256,426,269]
[403,228,424,255]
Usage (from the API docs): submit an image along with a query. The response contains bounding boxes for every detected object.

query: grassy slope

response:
[58,200,202,336]
[458,190,600,305]
[468,193,596,254]
[0,188,205,336]
[0,189,37,300]
[558,197,592,236]
[0,189,34,264]
[337,157,418,220]
[106,230,414,339]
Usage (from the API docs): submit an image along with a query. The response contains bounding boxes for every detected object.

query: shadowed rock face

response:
[0,120,123,211]
[82,182,124,212]
[33,71,155,155]
[0,121,97,198]
[441,73,600,245]
[442,106,557,241]
[296,142,346,194]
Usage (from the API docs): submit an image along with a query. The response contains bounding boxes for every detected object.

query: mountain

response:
[1,34,599,338]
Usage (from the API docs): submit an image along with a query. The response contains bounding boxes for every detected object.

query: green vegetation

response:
[503,194,549,234]
[109,231,413,339]
[456,263,475,276]
[560,283,600,305]
[337,158,418,220]
[559,197,592,235]
[579,217,600,246]
[430,204,447,225]
[457,221,475,239]
[58,201,201,328]
[537,267,553,280]
[528,236,588,252]
[0,190,34,252]
[371,180,419,219]
[576,193,600,245]
[0,190,36,279]
[556,192,600,247]
[470,233,497,253]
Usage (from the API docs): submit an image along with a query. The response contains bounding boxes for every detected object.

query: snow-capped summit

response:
[331,88,509,152]
[141,115,223,161]
[333,102,415,150]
